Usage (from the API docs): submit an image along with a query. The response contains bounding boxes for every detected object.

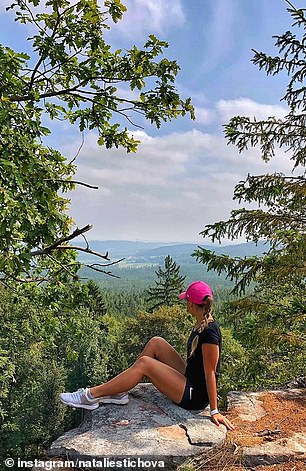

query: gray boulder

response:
[36,383,226,470]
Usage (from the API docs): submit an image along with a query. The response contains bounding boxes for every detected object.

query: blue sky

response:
[0,1,302,243]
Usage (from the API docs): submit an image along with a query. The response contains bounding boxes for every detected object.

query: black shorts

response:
[175,378,209,411]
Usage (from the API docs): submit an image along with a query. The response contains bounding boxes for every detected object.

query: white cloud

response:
[195,107,216,125]
[110,0,186,39]
[217,98,288,122]
[62,102,294,242]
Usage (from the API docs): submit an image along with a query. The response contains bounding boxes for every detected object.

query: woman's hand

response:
[211,413,236,431]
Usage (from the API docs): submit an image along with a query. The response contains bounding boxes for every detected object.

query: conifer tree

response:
[146,255,186,311]
[84,280,107,317]
[194,0,306,386]
[194,0,305,295]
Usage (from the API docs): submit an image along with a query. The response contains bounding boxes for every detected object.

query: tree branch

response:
[69,132,85,165]
[44,179,99,189]
[28,3,62,92]
[88,258,125,268]
[5,273,49,283]
[82,264,121,278]
[54,245,111,261]
[46,253,79,280]
[30,224,94,256]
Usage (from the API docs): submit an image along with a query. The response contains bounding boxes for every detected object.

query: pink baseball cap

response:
[179,281,213,303]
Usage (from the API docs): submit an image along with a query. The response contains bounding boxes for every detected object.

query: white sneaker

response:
[99,392,129,405]
[60,387,100,410]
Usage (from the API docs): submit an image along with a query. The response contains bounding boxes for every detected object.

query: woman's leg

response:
[137,336,186,374]
[90,355,186,404]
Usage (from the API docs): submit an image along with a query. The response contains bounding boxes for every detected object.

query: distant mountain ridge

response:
[77,239,270,264]
[137,241,268,258]
[77,240,178,259]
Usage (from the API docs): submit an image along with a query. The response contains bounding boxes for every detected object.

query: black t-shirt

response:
[184,320,222,402]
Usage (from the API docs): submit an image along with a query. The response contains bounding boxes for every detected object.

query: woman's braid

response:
[188,296,213,358]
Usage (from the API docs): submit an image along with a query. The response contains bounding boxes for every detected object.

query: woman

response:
[60,280,235,431]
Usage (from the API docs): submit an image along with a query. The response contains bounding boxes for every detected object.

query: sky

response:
[0,0,302,243]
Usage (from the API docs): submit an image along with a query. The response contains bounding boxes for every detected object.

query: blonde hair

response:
[188,295,213,358]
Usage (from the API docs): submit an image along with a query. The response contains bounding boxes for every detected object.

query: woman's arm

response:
[202,344,235,431]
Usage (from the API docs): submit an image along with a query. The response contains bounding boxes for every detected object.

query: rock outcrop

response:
[43,383,226,470]
[32,385,306,470]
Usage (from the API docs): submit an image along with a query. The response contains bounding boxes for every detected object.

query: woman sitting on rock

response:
[60,280,235,431]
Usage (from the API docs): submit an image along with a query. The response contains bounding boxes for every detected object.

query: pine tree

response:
[146,255,186,311]
[193,0,306,387]
[85,280,107,317]
[194,0,305,295]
